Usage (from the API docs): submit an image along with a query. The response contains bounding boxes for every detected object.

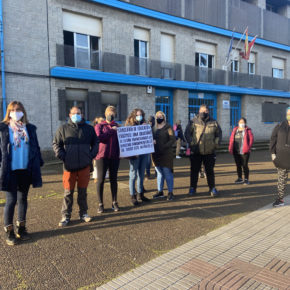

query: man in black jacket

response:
[53,106,99,226]
[270,107,290,207]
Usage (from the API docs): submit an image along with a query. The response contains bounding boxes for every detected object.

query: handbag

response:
[191,124,207,155]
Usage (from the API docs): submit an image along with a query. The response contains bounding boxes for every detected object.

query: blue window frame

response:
[155,89,173,125]
[230,95,241,129]
[188,92,217,121]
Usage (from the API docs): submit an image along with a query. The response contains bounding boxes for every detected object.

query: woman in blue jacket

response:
[1,101,43,246]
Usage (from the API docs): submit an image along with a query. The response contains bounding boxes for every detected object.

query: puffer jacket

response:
[270,120,290,169]
[185,114,222,155]
[53,119,99,171]
[0,122,44,191]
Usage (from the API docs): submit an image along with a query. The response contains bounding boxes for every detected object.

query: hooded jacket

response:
[229,126,254,154]
[53,118,99,171]
[185,114,222,155]
[95,120,120,160]
[0,122,43,191]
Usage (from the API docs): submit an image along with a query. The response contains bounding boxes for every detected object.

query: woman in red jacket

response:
[229,118,254,185]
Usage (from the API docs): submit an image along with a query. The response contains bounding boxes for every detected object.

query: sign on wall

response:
[223,100,230,109]
[117,124,154,158]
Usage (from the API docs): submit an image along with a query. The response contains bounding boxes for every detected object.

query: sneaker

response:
[4,225,18,246]
[167,192,174,201]
[112,202,120,212]
[235,178,244,184]
[58,217,70,227]
[153,191,165,199]
[210,188,219,198]
[273,199,285,207]
[244,179,250,185]
[97,204,104,214]
[131,194,138,206]
[16,221,31,241]
[176,156,182,159]
[188,187,196,196]
[80,214,92,223]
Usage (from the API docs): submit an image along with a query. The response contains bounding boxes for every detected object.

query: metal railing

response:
[56,44,290,92]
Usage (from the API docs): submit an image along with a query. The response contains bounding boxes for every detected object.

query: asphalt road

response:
[0,151,282,289]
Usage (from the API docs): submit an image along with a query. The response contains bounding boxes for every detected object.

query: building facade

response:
[2,0,290,150]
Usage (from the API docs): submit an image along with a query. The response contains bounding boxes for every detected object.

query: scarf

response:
[9,119,29,148]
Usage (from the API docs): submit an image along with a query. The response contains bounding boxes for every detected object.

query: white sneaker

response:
[80,214,92,223]
[176,156,182,159]
[181,146,185,150]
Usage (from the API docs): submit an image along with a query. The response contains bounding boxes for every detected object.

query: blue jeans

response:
[4,170,31,227]
[129,154,148,195]
[155,166,174,193]
[146,154,151,176]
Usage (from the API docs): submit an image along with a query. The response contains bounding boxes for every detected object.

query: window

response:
[65,89,88,119]
[188,92,217,121]
[262,102,288,122]
[160,33,175,79]
[272,57,285,79]
[134,27,149,76]
[272,68,284,79]
[231,60,239,72]
[64,31,100,69]
[195,53,215,68]
[62,11,102,69]
[248,62,255,74]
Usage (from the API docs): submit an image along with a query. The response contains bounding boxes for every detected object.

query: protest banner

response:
[117,124,154,158]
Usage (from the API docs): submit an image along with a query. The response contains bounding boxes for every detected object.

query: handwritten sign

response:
[117,125,154,158]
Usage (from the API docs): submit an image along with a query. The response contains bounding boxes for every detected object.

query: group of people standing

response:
[1,100,290,246]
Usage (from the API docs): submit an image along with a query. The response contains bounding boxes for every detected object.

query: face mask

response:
[156,118,164,124]
[136,115,143,122]
[71,114,82,123]
[287,115,290,121]
[106,115,114,122]
[239,123,245,128]
[200,112,208,120]
[10,111,24,122]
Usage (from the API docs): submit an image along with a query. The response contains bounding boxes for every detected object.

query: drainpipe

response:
[0,0,6,116]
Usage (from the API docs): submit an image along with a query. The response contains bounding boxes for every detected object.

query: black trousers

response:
[190,154,216,190]
[96,158,120,204]
[233,153,250,180]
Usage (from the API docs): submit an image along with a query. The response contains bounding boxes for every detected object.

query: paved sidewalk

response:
[99,196,290,289]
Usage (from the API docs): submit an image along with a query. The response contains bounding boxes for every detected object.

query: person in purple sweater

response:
[94,106,120,213]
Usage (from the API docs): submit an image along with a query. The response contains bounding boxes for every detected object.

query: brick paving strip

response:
[98,196,290,290]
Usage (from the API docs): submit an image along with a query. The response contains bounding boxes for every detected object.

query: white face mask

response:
[239,123,245,129]
[10,111,24,122]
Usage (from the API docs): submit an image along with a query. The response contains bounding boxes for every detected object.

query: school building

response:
[1,0,290,150]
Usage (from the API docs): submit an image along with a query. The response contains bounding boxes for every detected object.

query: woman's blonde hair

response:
[3,101,28,124]
[155,111,166,122]
[105,105,117,116]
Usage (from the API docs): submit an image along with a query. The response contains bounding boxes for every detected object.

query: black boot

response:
[16,221,31,241]
[4,225,18,246]
[131,194,138,206]
[138,192,150,202]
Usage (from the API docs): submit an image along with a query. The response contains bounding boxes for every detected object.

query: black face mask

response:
[200,112,209,120]
[106,115,114,122]
[156,118,164,124]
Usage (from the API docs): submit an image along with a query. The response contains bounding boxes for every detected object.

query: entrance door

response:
[230,95,241,130]
[155,89,173,125]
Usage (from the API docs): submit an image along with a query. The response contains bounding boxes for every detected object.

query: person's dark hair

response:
[125,108,145,126]
[239,117,247,124]
[70,106,82,114]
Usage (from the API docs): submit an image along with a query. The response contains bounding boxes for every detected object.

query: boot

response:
[4,225,18,246]
[139,192,150,202]
[16,221,31,241]
[131,194,138,206]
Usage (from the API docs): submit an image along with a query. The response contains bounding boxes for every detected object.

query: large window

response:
[160,33,175,79]
[134,27,149,76]
[64,31,100,69]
